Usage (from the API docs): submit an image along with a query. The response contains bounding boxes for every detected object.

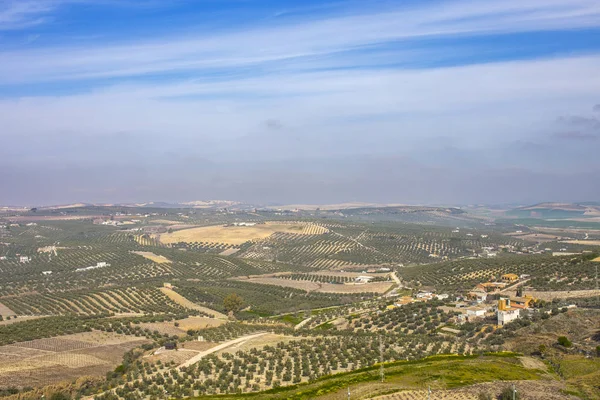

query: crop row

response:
[0,287,198,316]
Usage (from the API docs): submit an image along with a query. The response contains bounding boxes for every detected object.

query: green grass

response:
[190,353,548,399]
[274,314,304,325]
[556,356,600,400]
[313,322,334,330]
[559,356,600,379]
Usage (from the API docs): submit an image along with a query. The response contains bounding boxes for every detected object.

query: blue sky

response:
[1,0,600,205]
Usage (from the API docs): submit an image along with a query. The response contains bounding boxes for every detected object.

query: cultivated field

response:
[0,302,15,316]
[239,276,394,294]
[317,281,394,294]
[241,277,321,292]
[131,251,172,263]
[517,289,600,301]
[139,316,225,337]
[159,287,227,319]
[158,222,328,245]
[562,240,600,246]
[0,331,149,388]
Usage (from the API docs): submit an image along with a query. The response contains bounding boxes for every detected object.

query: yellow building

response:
[501,273,519,283]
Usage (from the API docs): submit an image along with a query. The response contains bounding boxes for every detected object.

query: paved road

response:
[178,332,268,369]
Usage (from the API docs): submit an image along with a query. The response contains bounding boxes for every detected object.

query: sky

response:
[0,0,599,206]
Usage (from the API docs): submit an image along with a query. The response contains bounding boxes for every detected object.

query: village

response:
[387,272,563,328]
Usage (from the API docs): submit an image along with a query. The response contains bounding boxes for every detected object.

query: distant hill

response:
[507,202,600,219]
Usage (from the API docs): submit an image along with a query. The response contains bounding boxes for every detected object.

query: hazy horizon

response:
[1,0,599,205]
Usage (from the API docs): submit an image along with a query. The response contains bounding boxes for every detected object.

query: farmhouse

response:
[416,290,434,299]
[0,256,7,260]
[42,271,52,275]
[465,306,487,320]
[497,297,521,326]
[498,308,520,326]
[466,288,487,303]
[501,273,519,283]
[509,295,534,309]
[354,276,373,284]
[19,256,31,263]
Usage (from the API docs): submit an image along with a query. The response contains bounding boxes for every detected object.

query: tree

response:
[477,392,492,400]
[516,285,523,297]
[557,336,572,348]
[223,294,244,314]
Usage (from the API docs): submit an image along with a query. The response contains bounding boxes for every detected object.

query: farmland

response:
[158,222,329,246]
[0,331,150,388]
[0,204,599,399]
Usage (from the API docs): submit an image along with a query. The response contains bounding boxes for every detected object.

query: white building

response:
[497,309,520,326]
[466,306,486,319]
[19,256,31,263]
[354,276,373,284]
[42,271,52,275]
[416,291,434,299]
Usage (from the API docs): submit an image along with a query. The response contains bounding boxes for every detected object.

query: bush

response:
[557,336,572,348]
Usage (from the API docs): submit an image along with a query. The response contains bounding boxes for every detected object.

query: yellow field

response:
[593,256,600,262]
[131,251,171,263]
[158,222,328,245]
[562,240,600,246]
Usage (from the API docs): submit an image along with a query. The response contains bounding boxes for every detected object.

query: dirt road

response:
[178,332,268,369]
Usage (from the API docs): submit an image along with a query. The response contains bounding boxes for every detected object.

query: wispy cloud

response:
[1,0,599,83]
[0,0,56,30]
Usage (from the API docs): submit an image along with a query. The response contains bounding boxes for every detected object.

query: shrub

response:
[557,336,572,348]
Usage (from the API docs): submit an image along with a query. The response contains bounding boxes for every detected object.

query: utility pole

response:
[379,335,384,382]
[347,385,350,400]
[513,383,517,400]
[427,385,431,400]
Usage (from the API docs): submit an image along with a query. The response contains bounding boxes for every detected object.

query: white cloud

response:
[1,54,599,148]
[1,0,599,83]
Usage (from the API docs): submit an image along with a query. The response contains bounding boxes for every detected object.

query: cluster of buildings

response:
[455,273,536,326]
[386,288,450,310]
